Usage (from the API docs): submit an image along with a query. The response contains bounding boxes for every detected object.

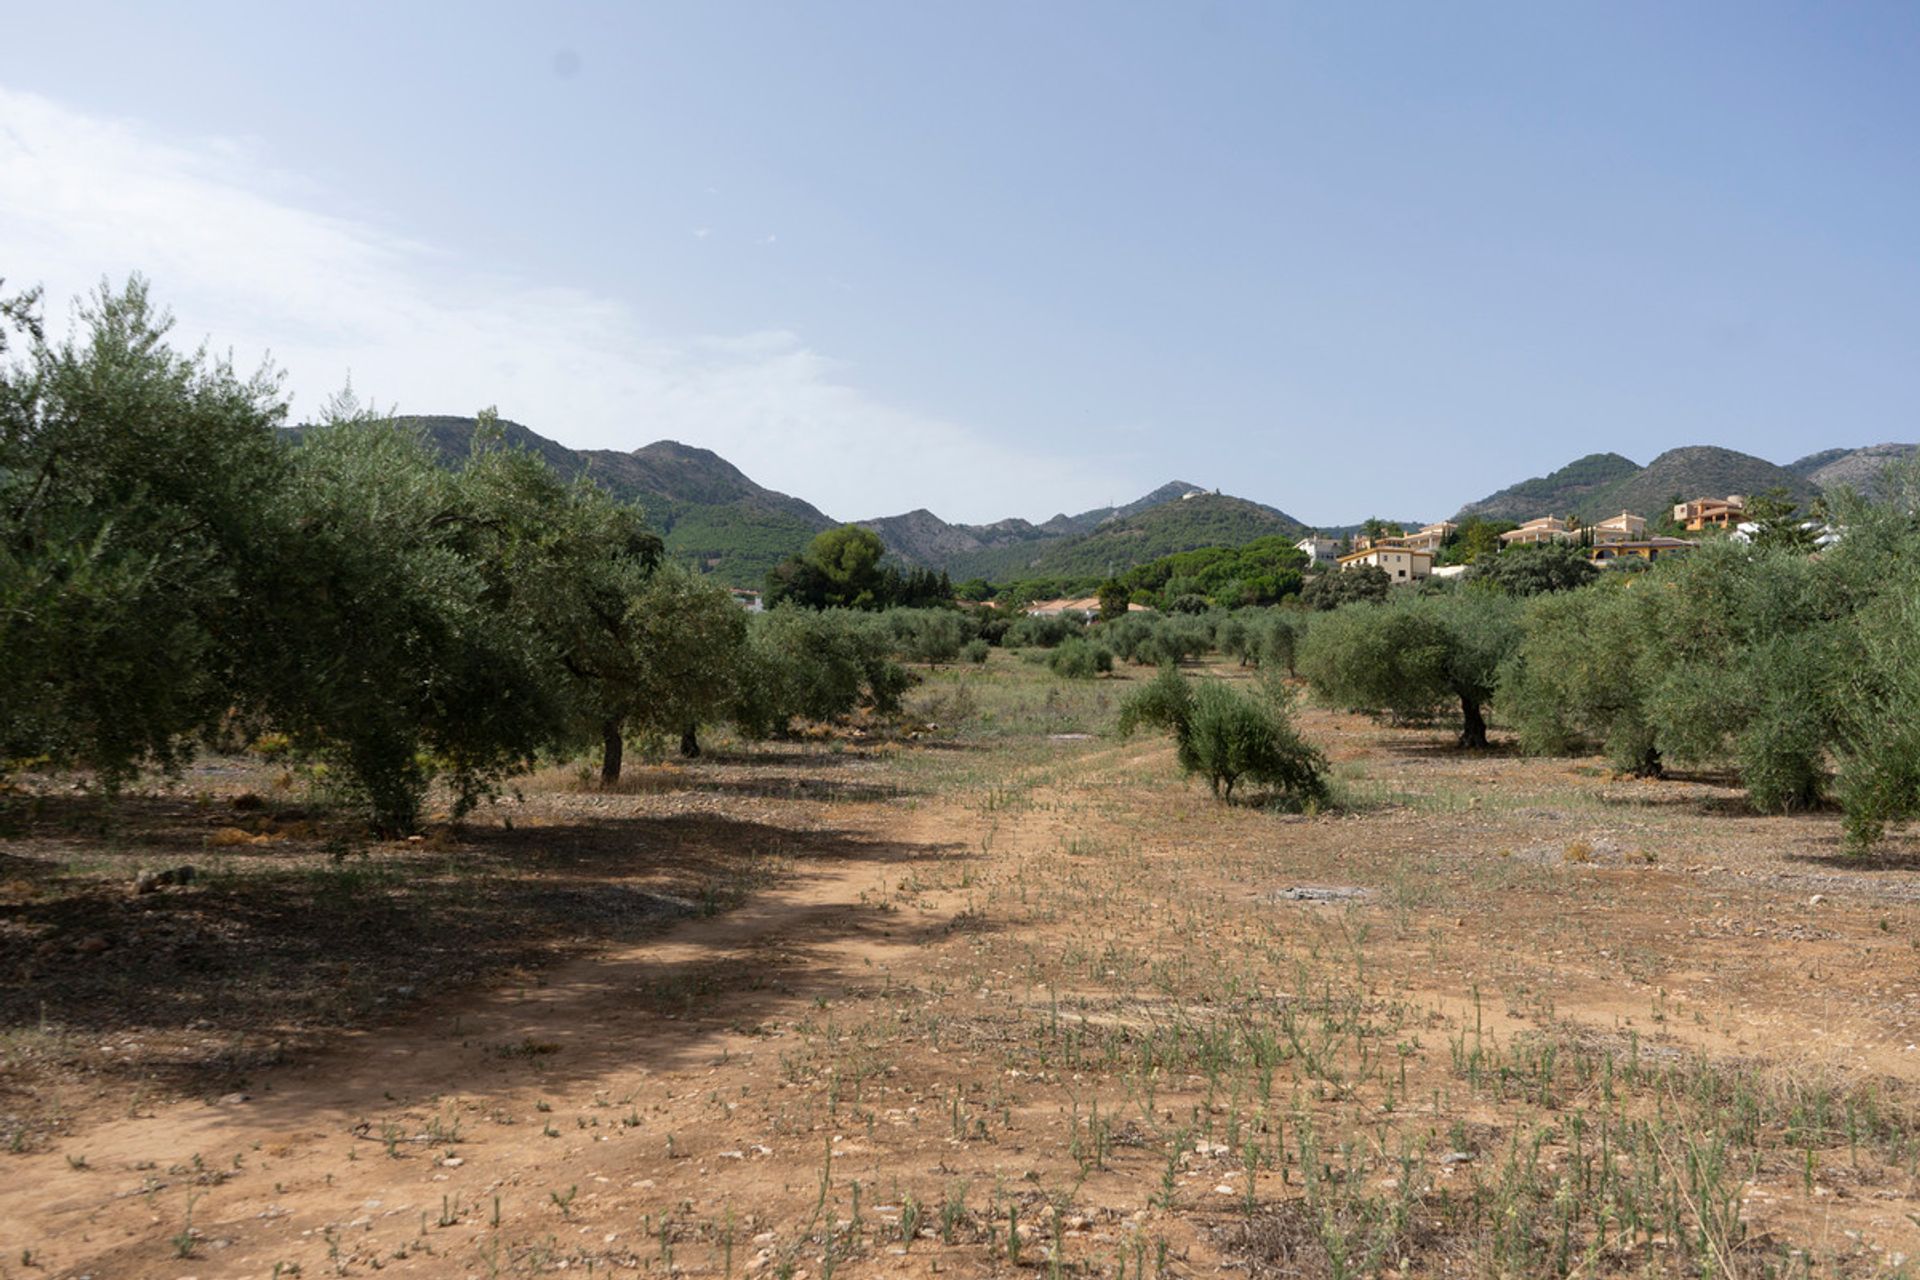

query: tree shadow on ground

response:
[0,799,973,1132]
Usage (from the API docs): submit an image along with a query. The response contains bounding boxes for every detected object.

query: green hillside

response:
[946,494,1303,581]
[1457,446,1822,525]
[1454,452,1641,522]
[1577,447,1814,522]
[287,416,832,587]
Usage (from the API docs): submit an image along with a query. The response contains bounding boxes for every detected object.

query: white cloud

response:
[0,86,1128,523]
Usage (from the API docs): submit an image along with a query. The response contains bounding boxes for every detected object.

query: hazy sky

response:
[4,3,1917,525]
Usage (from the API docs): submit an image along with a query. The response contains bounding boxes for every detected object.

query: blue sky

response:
[4,2,1917,525]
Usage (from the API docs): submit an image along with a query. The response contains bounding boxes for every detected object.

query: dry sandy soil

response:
[4,658,1919,1278]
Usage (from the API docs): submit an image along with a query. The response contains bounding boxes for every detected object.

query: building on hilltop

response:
[1295,535,1341,567]
[1397,521,1457,553]
[1587,536,1696,565]
[1674,495,1746,531]
[1500,516,1575,547]
[729,588,764,612]
[1589,511,1647,544]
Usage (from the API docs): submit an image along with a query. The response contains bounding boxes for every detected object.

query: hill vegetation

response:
[856,480,1207,569]
[290,416,836,587]
[1453,452,1642,521]
[1577,446,1814,521]
[1459,443,1919,526]
[941,493,1303,582]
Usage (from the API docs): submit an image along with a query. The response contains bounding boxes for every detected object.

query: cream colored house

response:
[1399,521,1457,553]
[1500,516,1574,546]
[1337,545,1432,582]
[1589,511,1647,544]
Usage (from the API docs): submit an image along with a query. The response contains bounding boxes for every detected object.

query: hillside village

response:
[1310,493,1795,585]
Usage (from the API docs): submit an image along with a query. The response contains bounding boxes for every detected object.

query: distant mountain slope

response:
[1578,446,1813,522]
[859,479,1208,570]
[1456,446,1837,524]
[291,415,834,586]
[942,493,1304,582]
[1793,443,1920,498]
[1454,452,1642,522]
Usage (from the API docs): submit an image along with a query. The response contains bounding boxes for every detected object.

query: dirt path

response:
[0,776,987,1276]
[6,727,1919,1277]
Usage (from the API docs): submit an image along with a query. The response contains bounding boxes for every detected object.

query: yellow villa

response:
[1337,545,1432,582]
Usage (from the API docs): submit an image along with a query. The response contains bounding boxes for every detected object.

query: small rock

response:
[134,868,183,894]
[75,934,112,955]
[441,1156,463,1168]
[218,1092,251,1106]
[1808,894,1826,906]
[1439,1151,1474,1166]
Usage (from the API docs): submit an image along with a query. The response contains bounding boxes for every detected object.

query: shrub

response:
[1301,565,1390,611]
[1118,670,1327,807]
[1467,542,1597,596]
[1048,638,1113,679]
[731,607,910,738]
[1005,613,1083,649]
[962,638,991,664]
[890,608,966,665]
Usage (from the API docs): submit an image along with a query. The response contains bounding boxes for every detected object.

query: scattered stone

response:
[1439,1151,1474,1166]
[135,865,197,894]
[75,934,112,955]
[218,1093,251,1106]
[441,1156,463,1168]
[1808,894,1826,907]
[1270,885,1371,903]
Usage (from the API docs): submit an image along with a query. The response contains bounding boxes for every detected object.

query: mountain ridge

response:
[1456,442,1917,525]
[289,416,1916,586]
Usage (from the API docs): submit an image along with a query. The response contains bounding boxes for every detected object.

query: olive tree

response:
[1297,592,1519,748]
[0,277,289,786]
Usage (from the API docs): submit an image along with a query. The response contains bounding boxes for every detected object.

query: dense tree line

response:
[0,279,909,831]
[765,525,954,610]
[1294,488,1920,847]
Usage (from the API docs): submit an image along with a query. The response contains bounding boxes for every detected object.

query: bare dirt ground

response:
[4,658,1919,1278]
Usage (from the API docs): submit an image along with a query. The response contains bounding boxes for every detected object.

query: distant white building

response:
[729,588,764,613]
[1296,535,1341,568]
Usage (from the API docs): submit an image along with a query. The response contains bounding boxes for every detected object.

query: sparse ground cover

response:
[3,654,1919,1277]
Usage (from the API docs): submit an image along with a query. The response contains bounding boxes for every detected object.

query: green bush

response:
[1048,638,1113,679]
[1118,670,1326,807]
[1005,613,1084,649]
[731,607,910,738]
[961,638,991,664]
[884,608,967,665]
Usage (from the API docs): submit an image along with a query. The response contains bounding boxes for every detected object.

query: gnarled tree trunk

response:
[601,718,624,785]
[1458,695,1489,750]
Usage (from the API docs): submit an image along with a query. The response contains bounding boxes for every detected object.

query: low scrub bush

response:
[1005,613,1084,649]
[1118,669,1327,807]
[1048,638,1113,679]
